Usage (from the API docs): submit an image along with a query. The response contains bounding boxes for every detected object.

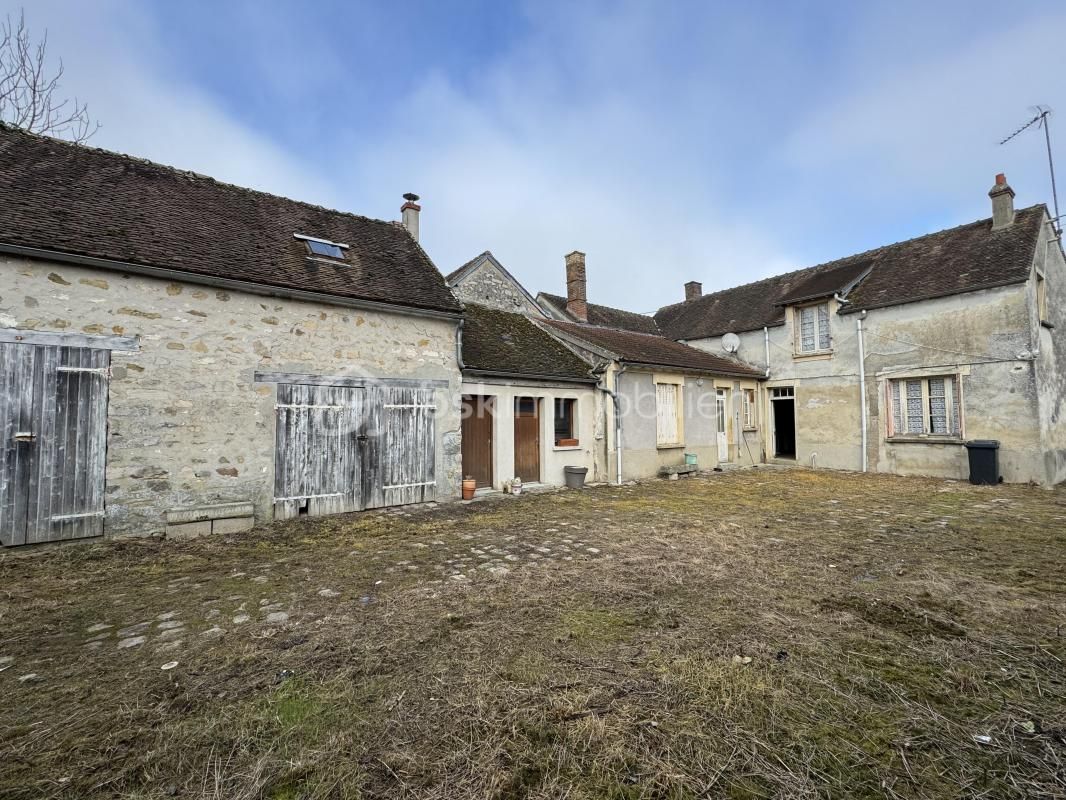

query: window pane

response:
[905,380,924,433]
[891,380,903,435]
[928,378,947,434]
[800,307,815,352]
[307,239,345,258]
[554,398,573,441]
[817,303,831,350]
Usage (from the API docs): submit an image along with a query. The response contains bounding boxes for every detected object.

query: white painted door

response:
[715,389,729,462]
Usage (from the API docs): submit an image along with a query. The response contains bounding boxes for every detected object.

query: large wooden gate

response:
[0,343,110,546]
[273,380,438,518]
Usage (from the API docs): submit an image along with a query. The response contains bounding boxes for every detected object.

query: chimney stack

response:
[989,174,1015,230]
[565,251,588,323]
[685,281,702,301]
[401,192,421,241]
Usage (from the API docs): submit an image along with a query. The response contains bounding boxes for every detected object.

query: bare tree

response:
[0,9,98,143]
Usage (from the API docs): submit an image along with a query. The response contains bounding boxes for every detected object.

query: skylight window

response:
[294,234,348,261]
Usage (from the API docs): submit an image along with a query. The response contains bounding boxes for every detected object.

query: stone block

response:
[211,516,254,534]
[166,520,212,540]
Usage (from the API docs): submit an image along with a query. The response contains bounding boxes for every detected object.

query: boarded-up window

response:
[655,382,680,445]
[888,375,961,437]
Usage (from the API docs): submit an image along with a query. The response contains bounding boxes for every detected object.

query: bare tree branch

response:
[0,9,99,143]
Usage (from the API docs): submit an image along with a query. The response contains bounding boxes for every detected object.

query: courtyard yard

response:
[1,469,1065,799]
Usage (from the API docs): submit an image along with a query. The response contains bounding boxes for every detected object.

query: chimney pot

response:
[401,193,421,242]
[564,250,588,323]
[685,281,702,301]
[989,173,1015,230]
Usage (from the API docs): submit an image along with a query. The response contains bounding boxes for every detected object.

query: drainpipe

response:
[455,316,466,370]
[857,310,868,472]
[597,365,625,485]
[763,326,771,378]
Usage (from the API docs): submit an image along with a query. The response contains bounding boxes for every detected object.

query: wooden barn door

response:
[461,395,493,488]
[381,387,437,506]
[0,343,109,546]
[513,396,540,483]
[273,384,366,519]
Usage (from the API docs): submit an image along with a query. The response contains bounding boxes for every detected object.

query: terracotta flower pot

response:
[461,477,477,500]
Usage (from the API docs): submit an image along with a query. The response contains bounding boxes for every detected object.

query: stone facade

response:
[0,255,463,537]
[449,255,543,316]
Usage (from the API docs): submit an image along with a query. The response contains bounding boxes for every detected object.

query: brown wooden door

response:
[461,395,493,488]
[513,397,540,483]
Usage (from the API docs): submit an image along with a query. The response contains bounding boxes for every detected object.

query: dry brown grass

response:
[1,468,1065,799]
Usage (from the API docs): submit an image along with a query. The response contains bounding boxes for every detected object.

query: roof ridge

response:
[657,204,1047,316]
[0,121,394,231]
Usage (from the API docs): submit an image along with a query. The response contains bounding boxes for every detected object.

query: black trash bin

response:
[964,440,1000,485]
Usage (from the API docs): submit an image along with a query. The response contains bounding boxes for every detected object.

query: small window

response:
[888,375,961,438]
[295,234,348,260]
[655,382,681,445]
[742,388,756,429]
[796,302,831,353]
[1037,271,1049,321]
[554,398,577,445]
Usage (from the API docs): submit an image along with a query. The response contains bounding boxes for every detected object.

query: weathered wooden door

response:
[0,343,110,546]
[381,386,437,506]
[513,397,540,483]
[461,395,493,488]
[273,383,366,519]
[716,389,730,462]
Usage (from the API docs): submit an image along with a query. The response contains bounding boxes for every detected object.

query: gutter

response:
[857,310,868,473]
[617,359,762,380]
[0,242,463,322]
[461,368,597,385]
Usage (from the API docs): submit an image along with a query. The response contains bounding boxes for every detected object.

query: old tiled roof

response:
[656,205,1046,340]
[539,293,661,335]
[0,124,461,313]
[462,304,595,382]
[542,319,762,377]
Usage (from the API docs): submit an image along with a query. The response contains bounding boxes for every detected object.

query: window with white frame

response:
[888,375,962,438]
[795,302,831,353]
[742,388,756,429]
[655,382,681,445]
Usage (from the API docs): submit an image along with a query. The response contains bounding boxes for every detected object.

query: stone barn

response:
[0,125,463,545]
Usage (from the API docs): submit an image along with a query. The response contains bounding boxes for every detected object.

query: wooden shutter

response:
[656,383,679,445]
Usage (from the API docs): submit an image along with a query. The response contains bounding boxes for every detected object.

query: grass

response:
[1,468,1065,798]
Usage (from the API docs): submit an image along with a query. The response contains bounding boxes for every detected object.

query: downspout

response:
[763,326,771,378]
[857,310,868,472]
[596,364,626,485]
[455,316,466,370]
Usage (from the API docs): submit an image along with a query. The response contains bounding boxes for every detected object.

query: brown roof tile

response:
[656,205,1046,340]
[0,124,461,313]
[542,319,762,377]
[463,305,595,381]
[539,293,660,334]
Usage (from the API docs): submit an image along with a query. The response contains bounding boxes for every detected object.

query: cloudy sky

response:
[5,1,1066,312]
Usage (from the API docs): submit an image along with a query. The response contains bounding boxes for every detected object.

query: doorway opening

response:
[461,395,494,488]
[770,387,796,458]
[513,396,541,483]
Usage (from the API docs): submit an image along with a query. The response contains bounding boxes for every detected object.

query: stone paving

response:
[66,518,609,658]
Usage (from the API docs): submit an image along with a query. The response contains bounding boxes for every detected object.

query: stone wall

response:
[689,279,1053,483]
[450,258,543,316]
[0,255,463,536]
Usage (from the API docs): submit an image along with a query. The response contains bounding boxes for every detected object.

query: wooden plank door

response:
[0,343,109,546]
[513,396,540,483]
[461,395,493,488]
[274,383,366,520]
[381,386,437,507]
[716,389,729,462]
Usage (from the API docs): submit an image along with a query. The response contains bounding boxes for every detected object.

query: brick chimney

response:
[401,192,421,241]
[989,174,1015,230]
[685,281,702,301]
[565,251,588,323]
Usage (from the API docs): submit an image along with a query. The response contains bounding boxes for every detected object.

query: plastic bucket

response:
[563,466,588,489]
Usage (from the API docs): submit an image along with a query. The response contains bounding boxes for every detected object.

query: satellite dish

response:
[722,332,740,354]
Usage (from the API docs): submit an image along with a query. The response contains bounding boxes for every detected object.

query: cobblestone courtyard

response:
[1,469,1064,799]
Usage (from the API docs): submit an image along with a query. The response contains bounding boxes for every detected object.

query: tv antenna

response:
[999,106,1060,233]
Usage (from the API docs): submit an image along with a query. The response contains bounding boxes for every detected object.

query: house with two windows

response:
[655,174,1066,485]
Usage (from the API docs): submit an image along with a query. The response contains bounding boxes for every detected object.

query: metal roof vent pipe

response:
[401,192,421,241]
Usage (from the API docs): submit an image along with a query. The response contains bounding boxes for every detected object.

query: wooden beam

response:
[254,371,449,390]
[0,328,139,351]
